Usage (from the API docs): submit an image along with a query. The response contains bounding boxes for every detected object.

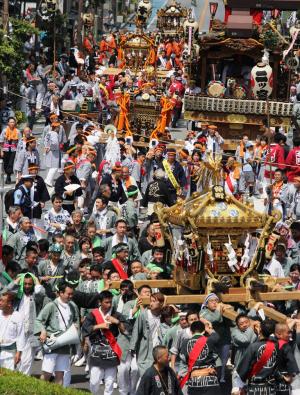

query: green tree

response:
[0,18,38,99]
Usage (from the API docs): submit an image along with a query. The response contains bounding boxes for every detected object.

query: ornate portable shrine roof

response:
[157,1,188,18]
[120,33,155,50]
[155,186,280,232]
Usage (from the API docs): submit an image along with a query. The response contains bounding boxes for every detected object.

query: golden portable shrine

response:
[155,185,282,291]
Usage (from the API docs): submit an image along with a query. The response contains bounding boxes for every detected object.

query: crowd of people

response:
[0,13,300,395]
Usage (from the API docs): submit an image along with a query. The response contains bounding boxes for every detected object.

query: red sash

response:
[248,341,275,378]
[226,174,234,193]
[180,336,208,388]
[91,308,122,361]
[111,258,128,280]
[278,339,287,350]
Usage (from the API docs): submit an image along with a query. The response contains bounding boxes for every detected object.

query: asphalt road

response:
[31,360,94,393]
[31,359,233,394]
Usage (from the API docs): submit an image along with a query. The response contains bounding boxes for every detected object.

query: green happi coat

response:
[35,299,80,354]
[129,308,164,376]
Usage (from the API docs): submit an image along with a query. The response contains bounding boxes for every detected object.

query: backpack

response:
[4,185,31,215]
[4,188,16,214]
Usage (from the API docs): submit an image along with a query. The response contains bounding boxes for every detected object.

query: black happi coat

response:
[136,365,183,395]
[101,174,124,203]
[141,179,173,207]
[275,340,299,394]
[81,308,125,368]
[180,332,220,394]
[237,339,279,383]
[54,174,83,214]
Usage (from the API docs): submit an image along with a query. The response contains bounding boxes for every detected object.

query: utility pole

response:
[77,0,83,50]
[1,0,9,261]
[2,0,9,31]
[1,0,9,101]
[98,1,104,34]
[112,0,117,26]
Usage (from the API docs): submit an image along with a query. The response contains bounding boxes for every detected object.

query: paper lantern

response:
[137,0,152,21]
[251,62,273,100]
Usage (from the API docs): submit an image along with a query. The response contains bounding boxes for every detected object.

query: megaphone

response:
[42,324,80,353]
[149,138,158,148]
[104,124,117,136]
[125,135,133,145]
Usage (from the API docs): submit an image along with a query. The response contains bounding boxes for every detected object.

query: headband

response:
[66,146,77,155]
[127,189,138,197]
[64,164,75,171]
[17,272,37,299]
[201,292,219,310]
[179,150,189,159]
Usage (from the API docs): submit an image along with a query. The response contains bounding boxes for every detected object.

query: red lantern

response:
[271,9,281,19]
[209,2,218,18]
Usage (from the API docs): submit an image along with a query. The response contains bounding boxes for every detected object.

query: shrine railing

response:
[184,94,293,117]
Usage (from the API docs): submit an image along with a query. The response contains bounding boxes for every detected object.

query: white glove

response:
[228,257,239,272]
[206,242,214,262]
[244,234,250,249]
[225,239,239,272]
[92,171,98,179]
[240,251,250,268]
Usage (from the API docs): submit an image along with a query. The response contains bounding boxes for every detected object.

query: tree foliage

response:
[0,18,38,98]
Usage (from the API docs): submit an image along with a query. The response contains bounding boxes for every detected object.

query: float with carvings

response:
[184,0,300,147]
[156,0,188,35]
[155,184,282,292]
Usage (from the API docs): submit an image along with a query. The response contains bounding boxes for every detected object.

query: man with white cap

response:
[16,163,50,239]
[13,175,34,218]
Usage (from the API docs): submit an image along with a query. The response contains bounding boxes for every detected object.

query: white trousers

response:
[118,353,139,395]
[18,335,35,375]
[63,368,71,387]
[0,350,15,370]
[90,365,117,395]
[232,369,245,389]
[42,353,70,374]
[36,86,46,110]
[45,168,58,186]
